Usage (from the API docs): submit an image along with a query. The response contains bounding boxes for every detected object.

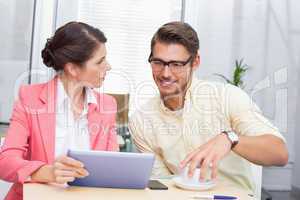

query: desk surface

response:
[24,180,256,200]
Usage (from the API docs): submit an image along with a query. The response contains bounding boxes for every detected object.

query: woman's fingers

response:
[57,155,84,168]
[53,168,87,184]
[52,156,90,184]
[75,167,89,177]
[55,156,89,175]
[54,169,78,178]
[55,176,75,184]
[54,162,89,176]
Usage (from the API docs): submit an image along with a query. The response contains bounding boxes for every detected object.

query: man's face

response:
[150,41,199,98]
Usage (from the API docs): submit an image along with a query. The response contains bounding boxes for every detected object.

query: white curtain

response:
[74,0,182,115]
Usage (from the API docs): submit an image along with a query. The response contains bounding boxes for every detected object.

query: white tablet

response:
[67,150,155,189]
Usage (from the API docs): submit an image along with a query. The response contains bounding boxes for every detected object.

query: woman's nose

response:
[106,61,112,71]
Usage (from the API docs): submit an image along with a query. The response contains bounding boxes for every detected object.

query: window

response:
[76,0,182,114]
[0,0,35,123]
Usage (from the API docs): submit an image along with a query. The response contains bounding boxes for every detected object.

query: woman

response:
[0,22,119,200]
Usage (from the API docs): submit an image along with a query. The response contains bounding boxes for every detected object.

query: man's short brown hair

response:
[150,21,199,57]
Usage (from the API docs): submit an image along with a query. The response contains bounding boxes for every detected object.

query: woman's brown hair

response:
[41,21,107,71]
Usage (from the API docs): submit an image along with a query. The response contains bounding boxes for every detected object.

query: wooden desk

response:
[24,180,256,200]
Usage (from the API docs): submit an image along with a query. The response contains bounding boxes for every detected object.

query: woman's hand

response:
[31,155,89,184]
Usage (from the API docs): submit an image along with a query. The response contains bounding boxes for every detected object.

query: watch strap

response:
[222,131,238,149]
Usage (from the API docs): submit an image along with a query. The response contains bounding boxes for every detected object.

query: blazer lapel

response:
[87,102,111,150]
[87,104,99,149]
[37,77,57,164]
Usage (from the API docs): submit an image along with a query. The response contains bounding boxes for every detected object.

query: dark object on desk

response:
[148,180,168,190]
[262,188,272,200]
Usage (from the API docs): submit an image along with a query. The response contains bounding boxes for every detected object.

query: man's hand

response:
[179,133,232,181]
[31,155,89,184]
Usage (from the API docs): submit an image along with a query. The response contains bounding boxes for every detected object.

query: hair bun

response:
[41,38,56,69]
[40,22,107,72]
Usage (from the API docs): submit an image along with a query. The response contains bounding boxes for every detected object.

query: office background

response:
[0,0,299,199]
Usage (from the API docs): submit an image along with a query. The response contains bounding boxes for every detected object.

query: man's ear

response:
[64,62,78,77]
[192,51,200,71]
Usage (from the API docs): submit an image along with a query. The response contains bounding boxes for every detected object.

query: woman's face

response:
[74,43,111,88]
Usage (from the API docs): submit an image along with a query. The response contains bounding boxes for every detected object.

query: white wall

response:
[0,0,34,122]
[293,84,300,189]
[184,0,300,190]
[30,0,57,84]
[0,0,56,122]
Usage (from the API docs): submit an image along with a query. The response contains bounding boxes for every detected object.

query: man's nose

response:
[161,65,172,78]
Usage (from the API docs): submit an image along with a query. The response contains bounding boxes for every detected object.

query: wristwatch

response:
[222,131,239,149]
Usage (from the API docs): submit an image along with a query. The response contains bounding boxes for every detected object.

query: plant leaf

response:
[213,73,234,85]
[233,59,249,87]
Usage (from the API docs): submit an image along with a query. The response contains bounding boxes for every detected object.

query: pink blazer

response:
[0,77,119,200]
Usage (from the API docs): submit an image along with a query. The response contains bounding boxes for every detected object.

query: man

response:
[129,21,288,192]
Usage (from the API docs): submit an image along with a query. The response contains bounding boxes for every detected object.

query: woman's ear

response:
[64,62,79,77]
[192,51,200,71]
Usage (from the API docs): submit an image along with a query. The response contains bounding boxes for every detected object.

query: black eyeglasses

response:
[148,54,193,73]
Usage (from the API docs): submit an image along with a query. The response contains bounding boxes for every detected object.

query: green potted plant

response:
[214,59,250,89]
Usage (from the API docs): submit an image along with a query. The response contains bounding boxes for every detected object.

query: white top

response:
[55,79,97,158]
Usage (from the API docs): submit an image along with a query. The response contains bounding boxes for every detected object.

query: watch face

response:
[228,131,239,142]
